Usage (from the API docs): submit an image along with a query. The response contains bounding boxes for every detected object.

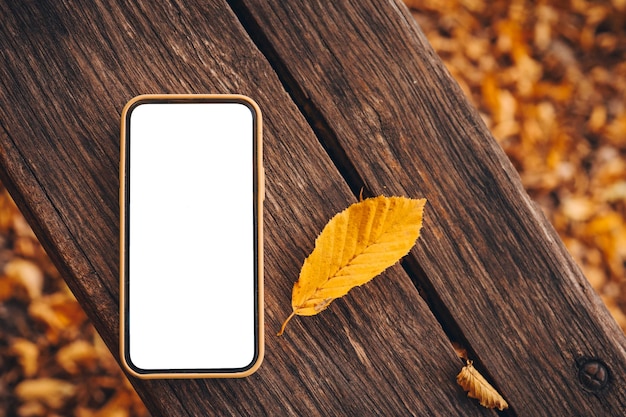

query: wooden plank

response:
[231,0,626,415]
[0,0,494,415]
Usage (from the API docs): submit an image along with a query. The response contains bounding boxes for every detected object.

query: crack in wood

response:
[227,0,471,364]
[227,0,369,199]
[226,4,524,415]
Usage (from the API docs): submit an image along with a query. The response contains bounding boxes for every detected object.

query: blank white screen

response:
[128,102,255,370]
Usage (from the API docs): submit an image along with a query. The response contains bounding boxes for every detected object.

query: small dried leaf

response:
[92,391,133,417]
[29,293,87,342]
[17,401,46,417]
[457,360,508,410]
[278,196,426,335]
[10,338,39,377]
[15,378,76,409]
[4,258,44,300]
[56,340,99,374]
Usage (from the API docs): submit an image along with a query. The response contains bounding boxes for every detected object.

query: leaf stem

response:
[277,311,296,336]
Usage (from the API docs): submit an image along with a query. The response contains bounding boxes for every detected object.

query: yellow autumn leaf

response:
[457,360,508,410]
[278,196,426,336]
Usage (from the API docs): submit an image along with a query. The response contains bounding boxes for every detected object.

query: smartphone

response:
[119,94,263,378]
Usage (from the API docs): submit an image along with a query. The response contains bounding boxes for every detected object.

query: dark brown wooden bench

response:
[1,1,625,415]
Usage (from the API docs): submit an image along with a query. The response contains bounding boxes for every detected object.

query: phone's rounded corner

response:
[120,94,159,122]
[118,317,151,380]
[235,352,265,379]
[220,307,265,379]
[217,342,265,379]
[119,95,146,151]
[251,334,266,374]
[120,360,144,379]
[118,349,175,381]
[230,94,261,116]
[119,346,149,380]
[121,94,145,115]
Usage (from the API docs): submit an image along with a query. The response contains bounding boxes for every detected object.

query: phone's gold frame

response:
[119,94,264,379]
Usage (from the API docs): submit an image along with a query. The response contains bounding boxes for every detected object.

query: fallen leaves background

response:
[406,0,626,330]
[0,188,149,417]
[0,0,624,415]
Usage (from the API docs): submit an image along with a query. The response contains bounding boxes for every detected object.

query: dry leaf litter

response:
[0,187,149,417]
[457,360,509,410]
[405,0,626,331]
[1,0,625,415]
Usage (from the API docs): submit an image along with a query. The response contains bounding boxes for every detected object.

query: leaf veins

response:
[456,360,508,410]
[278,196,426,336]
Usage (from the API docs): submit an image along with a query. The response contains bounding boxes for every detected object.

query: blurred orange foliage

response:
[406,0,626,330]
[0,187,149,417]
[0,2,624,416]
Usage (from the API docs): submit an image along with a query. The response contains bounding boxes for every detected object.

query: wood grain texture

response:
[0,0,493,415]
[232,0,626,415]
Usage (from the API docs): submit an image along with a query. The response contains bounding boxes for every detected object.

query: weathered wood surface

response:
[233,1,626,415]
[0,1,490,416]
[0,0,624,416]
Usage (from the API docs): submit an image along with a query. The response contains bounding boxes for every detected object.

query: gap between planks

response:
[223,5,515,415]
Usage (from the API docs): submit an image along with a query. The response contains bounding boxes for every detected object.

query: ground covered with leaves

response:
[0,188,149,417]
[407,0,626,329]
[1,0,625,415]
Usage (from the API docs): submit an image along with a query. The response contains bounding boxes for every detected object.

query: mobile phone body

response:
[119,94,263,378]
